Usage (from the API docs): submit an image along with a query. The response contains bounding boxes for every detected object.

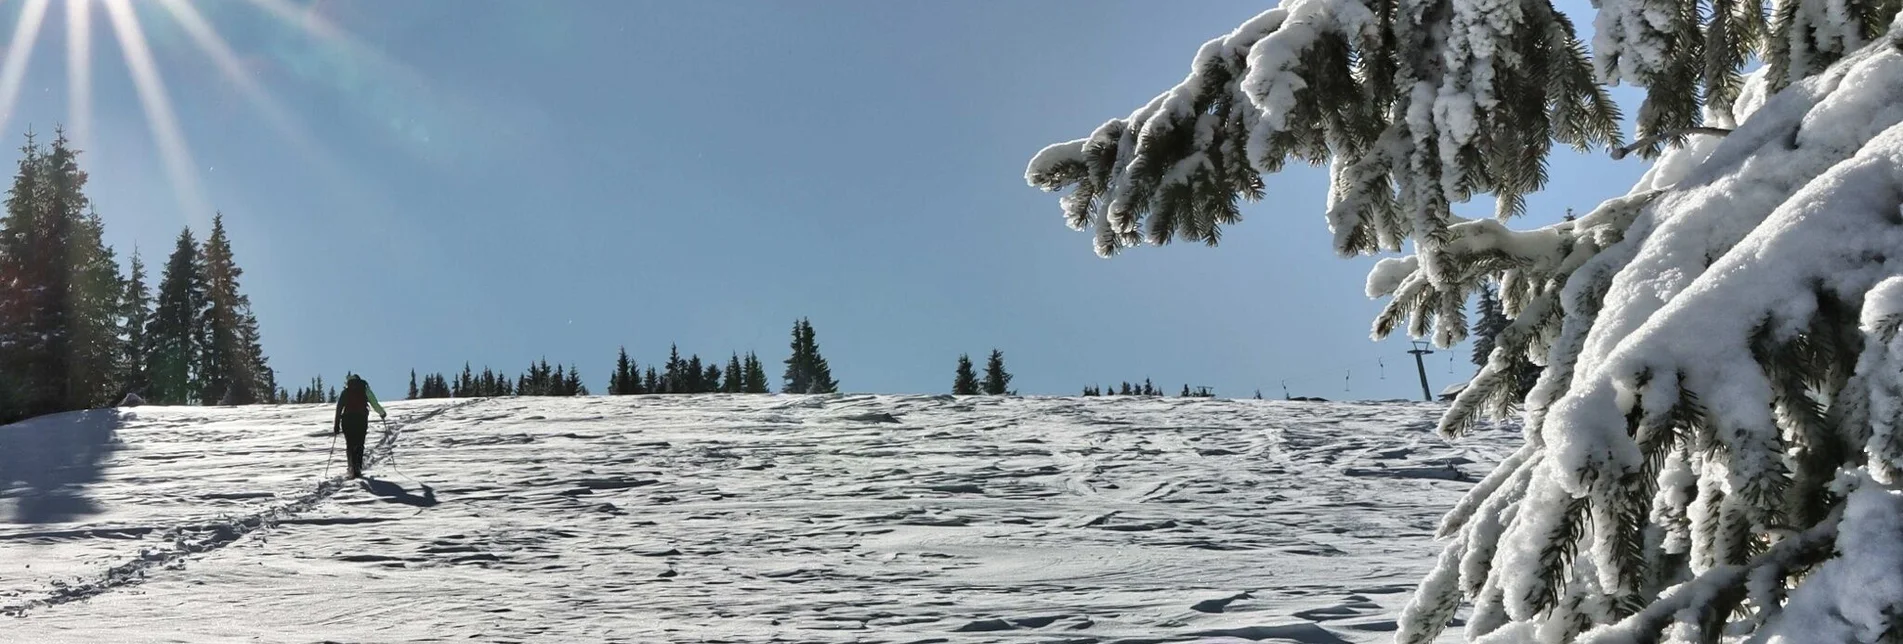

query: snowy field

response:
[0,394,1519,643]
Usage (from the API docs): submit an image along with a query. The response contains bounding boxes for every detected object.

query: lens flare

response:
[63,0,90,152]
[0,0,52,138]
[104,0,210,225]
[158,0,321,162]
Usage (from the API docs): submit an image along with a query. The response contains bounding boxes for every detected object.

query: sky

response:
[0,0,1651,401]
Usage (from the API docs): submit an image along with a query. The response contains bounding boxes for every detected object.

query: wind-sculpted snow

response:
[1,395,1516,642]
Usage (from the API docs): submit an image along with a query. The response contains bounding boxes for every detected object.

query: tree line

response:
[403,318,840,400]
[0,130,275,423]
[1078,379,1213,398]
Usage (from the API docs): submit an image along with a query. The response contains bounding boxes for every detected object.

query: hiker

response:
[333,374,388,479]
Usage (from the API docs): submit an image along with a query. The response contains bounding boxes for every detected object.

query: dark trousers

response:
[341,413,369,478]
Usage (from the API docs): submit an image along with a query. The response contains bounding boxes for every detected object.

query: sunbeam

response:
[0,0,52,138]
[241,0,356,51]
[64,0,91,153]
[157,0,321,162]
[103,0,210,225]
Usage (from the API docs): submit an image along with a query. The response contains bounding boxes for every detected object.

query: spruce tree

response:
[781,319,808,394]
[1468,283,1537,403]
[0,131,123,418]
[724,354,743,393]
[663,345,683,394]
[782,319,838,394]
[686,355,705,393]
[145,228,205,406]
[981,349,1012,395]
[198,214,267,405]
[612,346,632,395]
[952,354,979,395]
[408,369,419,400]
[743,352,769,394]
[116,249,152,402]
[644,366,660,395]
[0,134,46,420]
[703,364,722,393]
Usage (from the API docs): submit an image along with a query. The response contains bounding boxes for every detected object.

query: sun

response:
[0,0,374,227]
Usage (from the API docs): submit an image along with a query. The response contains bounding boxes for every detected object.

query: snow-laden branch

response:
[1608,127,1735,160]
[1577,504,1843,644]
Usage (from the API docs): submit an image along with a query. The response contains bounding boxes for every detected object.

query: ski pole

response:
[323,432,337,479]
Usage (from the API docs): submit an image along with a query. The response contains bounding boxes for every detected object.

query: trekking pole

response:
[322,432,338,479]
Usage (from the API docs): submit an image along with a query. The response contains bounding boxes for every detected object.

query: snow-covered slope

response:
[0,395,1518,643]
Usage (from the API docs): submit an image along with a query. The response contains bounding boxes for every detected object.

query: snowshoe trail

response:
[0,399,482,617]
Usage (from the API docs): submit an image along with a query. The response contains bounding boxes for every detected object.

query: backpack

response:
[341,379,369,414]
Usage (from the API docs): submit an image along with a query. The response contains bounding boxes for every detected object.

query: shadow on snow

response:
[0,408,124,524]
[359,477,438,508]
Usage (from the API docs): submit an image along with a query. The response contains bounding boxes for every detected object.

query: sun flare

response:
[0,0,381,226]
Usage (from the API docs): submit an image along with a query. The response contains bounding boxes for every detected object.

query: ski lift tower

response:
[1407,340,1435,402]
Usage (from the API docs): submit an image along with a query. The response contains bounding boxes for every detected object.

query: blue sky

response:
[0,0,1648,400]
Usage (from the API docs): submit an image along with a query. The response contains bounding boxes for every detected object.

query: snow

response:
[1532,39,1903,500]
[0,395,1518,642]
[1761,480,1903,643]
[1861,275,1903,331]
[1367,255,1421,298]
[1024,139,1086,187]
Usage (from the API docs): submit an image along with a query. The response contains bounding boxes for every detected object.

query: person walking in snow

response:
[333,374,387,479]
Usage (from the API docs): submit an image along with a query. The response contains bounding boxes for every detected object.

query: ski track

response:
[0,395,1516,643]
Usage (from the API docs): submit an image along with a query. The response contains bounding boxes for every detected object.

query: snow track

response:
[0,399,480,617]
[1,395,1514,642]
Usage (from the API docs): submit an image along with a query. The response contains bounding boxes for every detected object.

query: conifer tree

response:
[686,354,705,393]
[145,228,205,406]
[644,366,660,395]
[408,370,419,400]
[611,346,632,395]
[703,364,722,393]
[743,352,769,394]
[953,354,979,395]
[981,350,1012,395]
[0,131,124,418]
[724,354,743,393]
[197,214,267,405]
[118,249,152,400]
[782,318,838,394]
[1468,283,1538,403]
[781,320,807,394]
[663,345,683,394]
